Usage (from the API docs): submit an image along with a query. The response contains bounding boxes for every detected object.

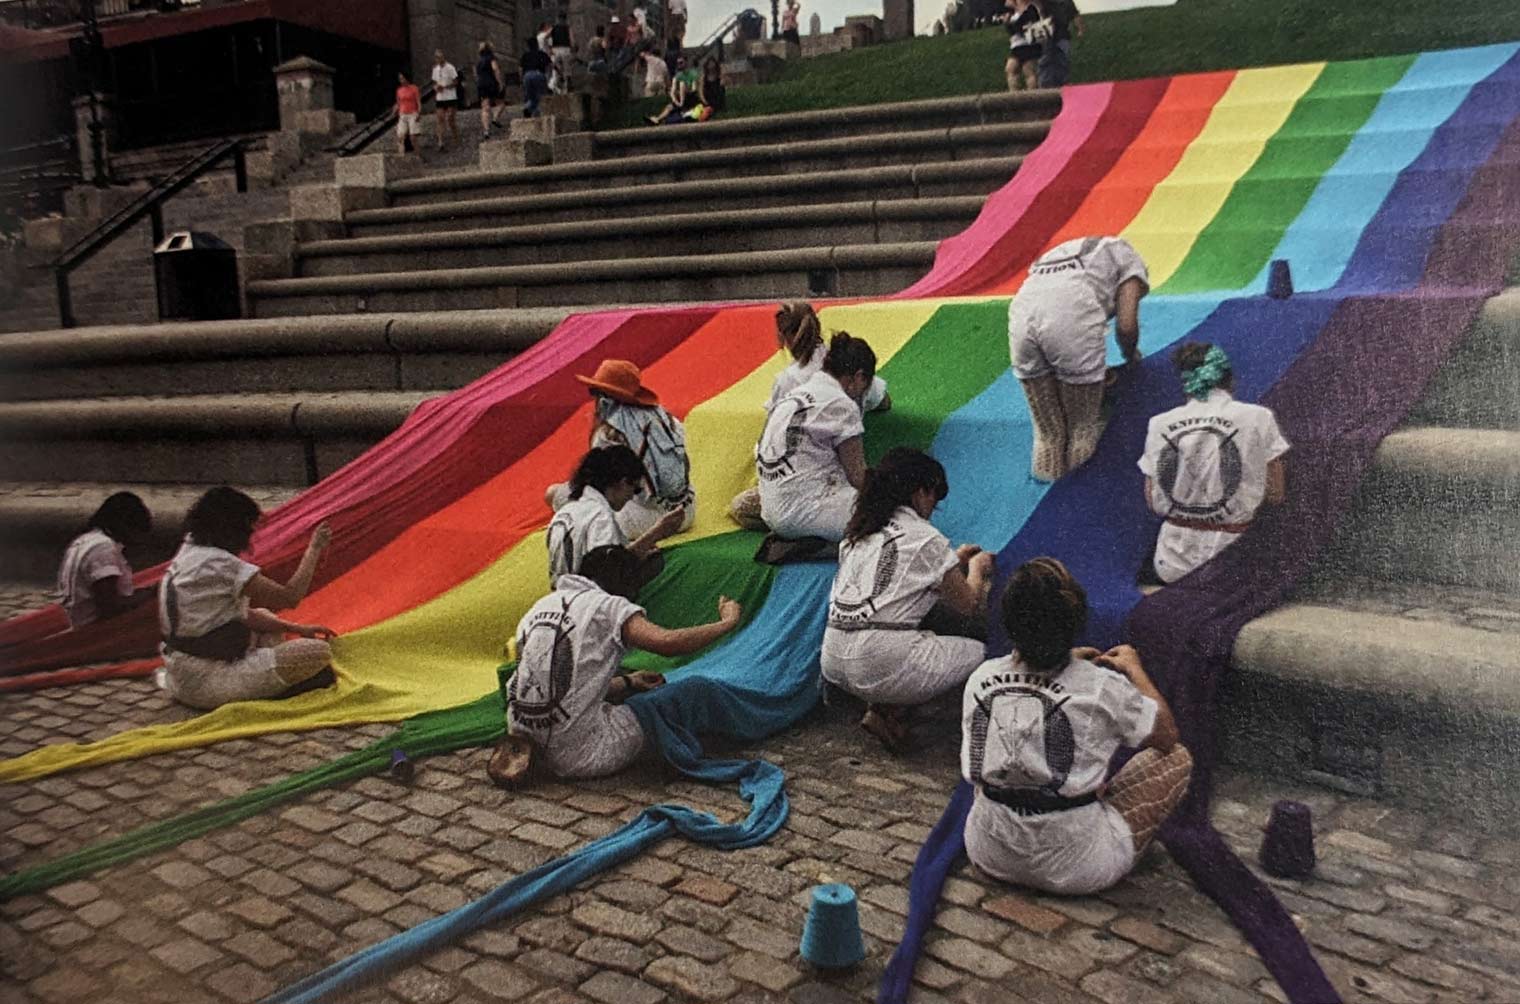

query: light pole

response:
[771,0,780,38]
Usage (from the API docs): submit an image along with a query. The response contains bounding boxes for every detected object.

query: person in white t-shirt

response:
[546,359,696,541]
[547,445,686,591]
[1009,235,1150,481]
[731,303,890,531]
[1138,342,1289,584]
[157,488,337,711]
[667,0,688,42]
[56,492,153,628]
[961,558,1192,895]
[755,332,879,541]
[491,543,743,784]
[431,50,461,150]
[822,448,996,751]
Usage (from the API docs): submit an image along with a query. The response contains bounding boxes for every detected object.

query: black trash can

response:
[737,9,765,40]
[154,231,241,321]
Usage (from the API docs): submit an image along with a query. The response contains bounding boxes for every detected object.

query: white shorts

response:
[397,113,421,137]
[759,479,856,542]
[964,792,1137,896]
[1008,298,1108,385]
[821,627,984,705]
[159,641,285,711]
[544,703,645,779]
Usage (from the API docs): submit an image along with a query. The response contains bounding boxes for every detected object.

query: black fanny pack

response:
[167,619,252,662]
[982,786,1098,817]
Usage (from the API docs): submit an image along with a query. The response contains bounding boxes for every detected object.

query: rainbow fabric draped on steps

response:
[4,42,1520,1004]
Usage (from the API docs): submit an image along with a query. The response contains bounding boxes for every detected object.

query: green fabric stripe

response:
[1160,54,1416,294]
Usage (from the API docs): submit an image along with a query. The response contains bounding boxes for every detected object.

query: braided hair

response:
[844,447,948,543]
[1001,557,1087,672]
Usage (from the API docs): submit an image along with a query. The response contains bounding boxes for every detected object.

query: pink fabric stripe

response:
[894,82,1115,299]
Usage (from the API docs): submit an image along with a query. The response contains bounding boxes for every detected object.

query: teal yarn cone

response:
[800,883,866,969]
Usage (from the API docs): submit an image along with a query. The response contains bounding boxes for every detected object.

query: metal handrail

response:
[690,8,760,66]
[49,136,247,328]
[330,82,438,158]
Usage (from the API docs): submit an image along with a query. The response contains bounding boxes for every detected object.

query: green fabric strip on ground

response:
[1160,55,1416,293]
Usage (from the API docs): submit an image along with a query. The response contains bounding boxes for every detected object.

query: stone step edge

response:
[302,197,987,258]
[249,242,940,298]
[1234,601,1520,716]
[392,120,1048,195]
[0,391,432,439]
[357,157,1015,227]
[0,482,302,532]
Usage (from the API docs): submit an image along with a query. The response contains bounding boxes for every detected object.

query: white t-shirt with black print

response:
[826,506,958,634]
[755,369,864,502]
[1138,388,1290,583]
[546,486,627,587]
[1009,236,1149,383]
[158,541,260,640]
[507,575,645,777]
[960,654,1157,894]
[57,529,132,627]
[767,342,888,415]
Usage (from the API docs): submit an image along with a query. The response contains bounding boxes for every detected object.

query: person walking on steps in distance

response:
[961,557,1192,895]
[781,0,802,46]
[157,488,338,710]
[57,491,153,628]
[476,41,506,138]
[431,50,461,150]
[730,303,890,531]
[491,544,743,785]
[822,448,996,752]
[545,359,696,541]
[547,445,686,593]
[394,71,422,154]
[1008,235,1148,481]
[521,36,552,118]
[1002,0,1042,91]
[754,332,880,542]
[1033,0,1083,88]
[1138,342,1289,584]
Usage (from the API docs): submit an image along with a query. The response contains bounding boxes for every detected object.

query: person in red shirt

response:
[394,71,422,154]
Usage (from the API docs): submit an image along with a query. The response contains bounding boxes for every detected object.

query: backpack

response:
[595,397,692,503]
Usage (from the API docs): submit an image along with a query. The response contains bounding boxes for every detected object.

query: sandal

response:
[860,707,910,754]
[486,734,538,789]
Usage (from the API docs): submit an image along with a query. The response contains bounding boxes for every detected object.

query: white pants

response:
[759,479,856,542]
[544,703,645,779]
[1153,524,1240,584]
[964,793,1136,896]
[546,482,696,541]
[158,633,330,711]
[1009,298,1108,385]
[821,627,984,705]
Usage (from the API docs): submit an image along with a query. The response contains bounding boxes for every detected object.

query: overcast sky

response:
[685,0,1175,51]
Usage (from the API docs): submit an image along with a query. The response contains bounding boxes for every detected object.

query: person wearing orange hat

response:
[545,359,696,542]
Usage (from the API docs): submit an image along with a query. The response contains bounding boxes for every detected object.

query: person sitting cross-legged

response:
[490,544,743,784]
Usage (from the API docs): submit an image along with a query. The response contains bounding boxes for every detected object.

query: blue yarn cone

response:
[1267,258,1294,299]
[387,748,415,783]
[800,883,866,969]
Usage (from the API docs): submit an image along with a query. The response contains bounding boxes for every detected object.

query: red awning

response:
[0,0,404,64]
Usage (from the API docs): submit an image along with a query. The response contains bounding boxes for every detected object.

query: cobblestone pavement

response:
[3,614,1520,1004]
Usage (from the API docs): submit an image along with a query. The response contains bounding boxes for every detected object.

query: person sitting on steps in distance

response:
[491,544,743,784]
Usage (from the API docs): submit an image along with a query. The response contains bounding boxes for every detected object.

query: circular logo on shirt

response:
[1155,426,1243,519]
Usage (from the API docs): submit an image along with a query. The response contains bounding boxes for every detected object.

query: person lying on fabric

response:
[57,491,154,629]
[960,557,1192,895]
[546,359,696,541]
[731,302,890,531]
[547,445,685,592]
[751,332,881,542]
[492,543,743,784]
[157,488,337,711]
[1008,235,1149,481]
[1137,342,1289,584]
[821,448,996,752]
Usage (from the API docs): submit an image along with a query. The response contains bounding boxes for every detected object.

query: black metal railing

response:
[49,136,246,328]
[329,82,437,158]
[690,8,760,67]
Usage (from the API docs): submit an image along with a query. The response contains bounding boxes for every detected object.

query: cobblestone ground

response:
[3,598,1519,1004]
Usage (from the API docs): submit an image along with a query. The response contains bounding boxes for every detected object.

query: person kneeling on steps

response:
[492,544,742,784]
[158,488,337,710]
[961,557,1192,895]
[821,448,995,752]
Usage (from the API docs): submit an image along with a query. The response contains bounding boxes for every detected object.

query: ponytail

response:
[1000,557,1087,672]
[569,445,645,500]
[844,447,948,542]
[821,331,877,384]
[775,301,822,363]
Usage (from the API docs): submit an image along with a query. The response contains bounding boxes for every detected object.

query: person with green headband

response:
[1137,342,1290,584]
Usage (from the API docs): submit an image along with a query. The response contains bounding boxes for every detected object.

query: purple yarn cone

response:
[1259,800,1315,878]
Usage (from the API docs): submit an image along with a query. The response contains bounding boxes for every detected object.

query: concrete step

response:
[584,90,1061,159]
[0,390,431,487]
[248,241,938,315]
[346,157,1015,236]
[298,197,984,274]
[0,309,572,400]
[1223,579,1520,824]
[0,481,301,585]
[1406,287,1520,430]
[387,121,1046,205]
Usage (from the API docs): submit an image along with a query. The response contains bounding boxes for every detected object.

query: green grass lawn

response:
[600,0,1520,128]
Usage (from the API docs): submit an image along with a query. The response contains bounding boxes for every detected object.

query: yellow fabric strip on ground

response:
[1124,63,1325,287]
